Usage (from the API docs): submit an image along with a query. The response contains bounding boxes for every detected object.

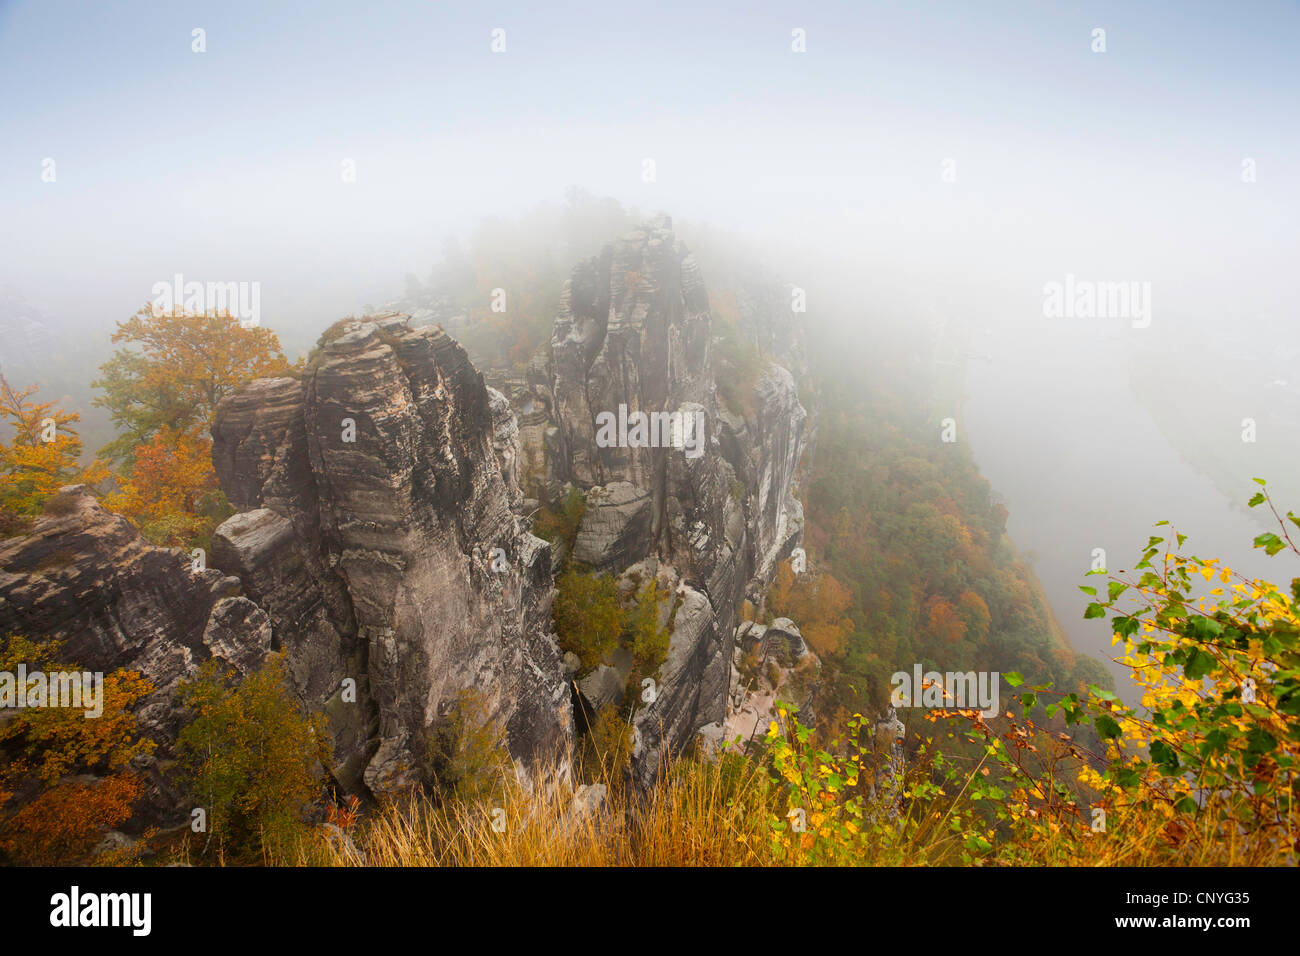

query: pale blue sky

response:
[1,0,1297,339]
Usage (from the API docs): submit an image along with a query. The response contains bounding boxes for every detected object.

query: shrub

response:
[764,481,1300,867]
[533,486,586,556]
[625,580,671,672]
[427,688,511,803]
[553,567,623,674]
[580,704,634,787]
[0,775,143,866]
[175,653,329,862]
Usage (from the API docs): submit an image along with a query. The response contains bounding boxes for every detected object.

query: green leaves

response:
[1182,648,1216,681]
[1094,714,1121,740]
[1200,729,1228,756]
[552,567,624,673]
[1184,615,1223,641]
[1112,615,1140,639]
[175,654,327,862]
[1111,766,1141,789]
[1245,728,1277,757]
[1148,740,1180,774]
[1253,532,1286,557]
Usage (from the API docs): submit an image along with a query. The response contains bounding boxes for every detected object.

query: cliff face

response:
[519,217,809,782]
[210,315,571,794]
[716,364,808,588]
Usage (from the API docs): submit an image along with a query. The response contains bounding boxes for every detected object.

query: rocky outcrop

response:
[703,618,820,756]
[720,366,808,589]
[631,566,731,777]
[487,386,524,510]
[736,617,810,660]
[0,217,812,809]
[209,314,572,794]
[571,481,652,571]
[0,485,272,818]
[530,217,810,784]
[550,221,714,495]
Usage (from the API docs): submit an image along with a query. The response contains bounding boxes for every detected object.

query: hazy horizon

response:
[3,0,1297,337]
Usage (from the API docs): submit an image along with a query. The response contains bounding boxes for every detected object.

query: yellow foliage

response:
[0,375,108,523]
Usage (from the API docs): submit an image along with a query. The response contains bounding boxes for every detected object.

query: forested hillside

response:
[794,345,1114,728]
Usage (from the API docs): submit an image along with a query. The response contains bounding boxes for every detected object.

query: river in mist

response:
[961,320,1282,706]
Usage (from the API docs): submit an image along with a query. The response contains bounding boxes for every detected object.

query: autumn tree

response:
[626,579,671,672]
[101,425,224,547]
[93,307,292,464]
[923,595,965,646]
[0,635,155,865]
[0,374,107,533]
[957,590,991,643]
[93,307,293,547]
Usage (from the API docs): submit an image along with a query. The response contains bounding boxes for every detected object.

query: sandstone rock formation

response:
[209,314,572,794]
[0,217,812,808]
[705,617,820,755]
[523,217,810,783]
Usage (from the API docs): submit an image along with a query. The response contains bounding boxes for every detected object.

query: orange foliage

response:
[99,307,291,429]
[103,426,217,546]
[93,306,291,545]
[768,560,855,656]
[0,774,143,865]
[957,590,991,642]
[924,595,966,645]
[0,636,155,865]
[0,375,108,519]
